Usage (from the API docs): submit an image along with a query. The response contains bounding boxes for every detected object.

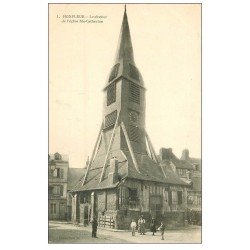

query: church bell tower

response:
[102,5,147,155]
[83,6,162,185]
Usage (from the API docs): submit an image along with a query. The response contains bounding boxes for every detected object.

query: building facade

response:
[158,148,201,224]
[48,152,69,220]
[67,168,86,221]
[71,7,190,229]
[180,149,201,225]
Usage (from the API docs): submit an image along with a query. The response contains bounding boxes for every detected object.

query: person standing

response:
[141,216,146,235]
[130,219,137,236]
[150,219,156,236]
[158,221,166,240]
[138,215,146,235]
[137,216,142,234]
[91,217,98,238]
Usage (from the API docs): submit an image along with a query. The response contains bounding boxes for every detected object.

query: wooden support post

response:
[99,111,120,183]
[121,122,141,174]
[145,131,158,163]
[82,123,103,185]
[145,131,168,179]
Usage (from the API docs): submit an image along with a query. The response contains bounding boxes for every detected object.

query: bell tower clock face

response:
[129,110,138,123]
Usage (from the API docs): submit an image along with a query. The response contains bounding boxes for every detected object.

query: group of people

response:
[131,216,166,240]
[91,215,166,240]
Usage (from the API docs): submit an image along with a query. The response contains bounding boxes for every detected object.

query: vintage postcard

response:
[49,3,201,244]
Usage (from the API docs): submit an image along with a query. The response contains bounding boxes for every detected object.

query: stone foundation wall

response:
[106,189,117,210]
[97,191,106,213]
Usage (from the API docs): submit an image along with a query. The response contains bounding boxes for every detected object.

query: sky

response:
[49,4,201,168]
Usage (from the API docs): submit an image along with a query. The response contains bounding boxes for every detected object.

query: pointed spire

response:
[115,5,135,64]
[105,5,144,88]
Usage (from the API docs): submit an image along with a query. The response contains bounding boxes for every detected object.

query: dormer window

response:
[129,64,140,81]
[54,152,62,160]
[109,63,120,82]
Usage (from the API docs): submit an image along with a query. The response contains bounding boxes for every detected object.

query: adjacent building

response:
[71,7,190,229]
[179,149,201,211]
[158,148,201,225]
[48,152,69,220]
[49,152,85,221]
[67,168,86,221]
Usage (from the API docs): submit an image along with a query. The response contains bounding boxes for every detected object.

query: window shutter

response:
[60,169,64,179]
[107,83,116,106]
[53,169,57,177]
[129,125,139,142]
[129,83,140,104]
[178,191,183,205]
[168,190,172,205]
[105,110,117,128]
[60,186,64,196]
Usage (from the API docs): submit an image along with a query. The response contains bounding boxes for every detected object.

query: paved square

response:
[49,221,201,244]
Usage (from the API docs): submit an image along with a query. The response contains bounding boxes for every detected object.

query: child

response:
[130,219,137,236]
[158,221,166,240]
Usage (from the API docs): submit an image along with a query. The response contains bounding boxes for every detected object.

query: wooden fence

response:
[98,215,115,228]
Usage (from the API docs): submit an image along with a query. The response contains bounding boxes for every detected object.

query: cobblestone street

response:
[49,221,201,244]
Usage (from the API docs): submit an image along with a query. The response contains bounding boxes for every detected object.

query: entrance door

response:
[59,203,66,220]
[150,195,162,224]
[84,204,89,226]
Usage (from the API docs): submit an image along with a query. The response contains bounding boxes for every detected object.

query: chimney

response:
[159,148,172,161]
[108,157,118,185]
[181,149,189,160]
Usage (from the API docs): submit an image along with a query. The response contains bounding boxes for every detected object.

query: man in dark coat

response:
[150,219,156,236]
[92,217,98,238]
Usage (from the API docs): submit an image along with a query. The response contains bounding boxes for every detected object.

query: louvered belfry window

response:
[107,83,116,106]
[105,110,117,128]
[129,125,139,142]
[129,82,140,105]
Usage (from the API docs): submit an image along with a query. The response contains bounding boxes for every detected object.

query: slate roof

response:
[189,157,202,171]
[180,149,201,171]
[172,158,194,170]
[127,152,188,185]
[67,168,86,190]
[158,151,195,170]
[72,149,189,192]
